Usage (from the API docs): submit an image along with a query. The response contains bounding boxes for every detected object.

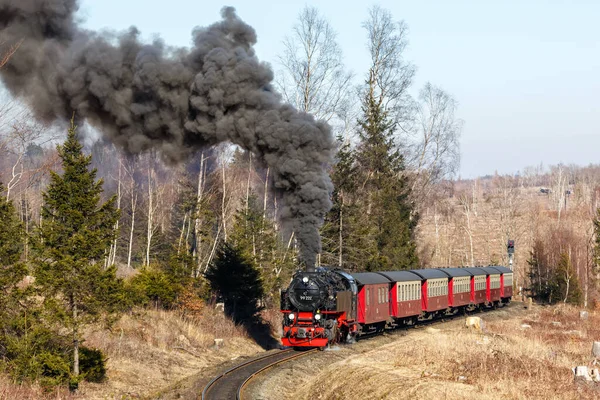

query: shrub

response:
[79,347,106,383]
[127,267,182,308]
[0,316,107,390]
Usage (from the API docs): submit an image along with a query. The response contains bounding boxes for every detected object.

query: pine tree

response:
[229,194,294,306]
[0,181,26,285]
[32,120,122,390]
[526,241,550,302]
[0,181,28,355]
[205,242,264,323]
[0,183,76,388]
[321,135,368,269]
[352,83,419,271]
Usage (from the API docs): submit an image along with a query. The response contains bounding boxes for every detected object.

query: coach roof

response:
[408,269,449,280]
[462,267,488,276]
[438,268,473,278]
[376,270,422,282]
[486,266,512,274]
[351,272,391,285]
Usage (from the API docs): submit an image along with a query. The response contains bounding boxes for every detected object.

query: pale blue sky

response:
[79,0,600,178]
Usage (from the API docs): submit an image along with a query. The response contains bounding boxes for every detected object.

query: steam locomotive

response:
[280,265,513,348]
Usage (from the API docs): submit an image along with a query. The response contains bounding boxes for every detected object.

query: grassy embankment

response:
[0,307,265,400]
[297,304,600,400]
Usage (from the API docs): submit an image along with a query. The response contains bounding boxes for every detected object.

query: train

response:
[279,266,513,348]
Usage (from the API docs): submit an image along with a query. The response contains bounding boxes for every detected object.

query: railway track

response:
[202,304,512,399]
[201,348,318,400]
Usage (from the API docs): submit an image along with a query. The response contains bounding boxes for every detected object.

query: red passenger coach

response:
[439,268,472,307]
[488,266,513,303]
[463,267,487,304]
[376,271,422,319]
[480,267,502,303]
[410,269,449,313]
[351,273,391,328]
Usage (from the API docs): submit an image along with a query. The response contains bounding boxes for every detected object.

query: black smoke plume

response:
[0,0,333,269]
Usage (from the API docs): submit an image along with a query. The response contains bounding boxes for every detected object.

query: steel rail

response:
[201,349,294,400]
[237,348,319,400]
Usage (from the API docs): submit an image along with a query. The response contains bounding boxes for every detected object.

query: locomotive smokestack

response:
[304,261,316,273]
[0,2,334,267]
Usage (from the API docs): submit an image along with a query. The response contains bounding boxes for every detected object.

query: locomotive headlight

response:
[302,276,309,283]
[288,313,295,320]
[314,313,322,321]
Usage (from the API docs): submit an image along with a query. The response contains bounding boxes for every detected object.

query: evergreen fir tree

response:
[32,120,122,390]
[229,194,294,306]
[0,181,26,285]
[321,135,365,269]
[0,183,76,388]
[526,242,550,302]
[352,83,419,271]
[205,242,264,323]
[0,181,28,365]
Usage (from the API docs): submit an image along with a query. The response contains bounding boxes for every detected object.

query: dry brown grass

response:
[73,307,262,399]
[0,376,73,400]
[295,305,600,400]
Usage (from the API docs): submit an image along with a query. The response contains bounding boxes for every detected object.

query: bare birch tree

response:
[410,83,462,201]
[277,6,353,123]
[459,193,475,267]
[4,119,46,201]
[362,5,416,127]
[144,151,164,266]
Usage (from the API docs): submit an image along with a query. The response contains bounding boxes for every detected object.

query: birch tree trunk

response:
[221,158,228,241]
[106,158,122,268]
[126,157,138,271]
[178,213,187,254]
[246,152,252,214]
[263,167,270,220]
[145,158,154,266]
[194,152,206,276]
[127,190,137,270]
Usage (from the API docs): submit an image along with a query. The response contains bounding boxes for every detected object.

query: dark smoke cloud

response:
[0,0,334,268]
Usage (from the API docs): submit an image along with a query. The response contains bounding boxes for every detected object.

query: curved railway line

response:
[201,348,318,400]
[201,303,512,399]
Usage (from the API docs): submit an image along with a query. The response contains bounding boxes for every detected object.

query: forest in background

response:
[1,4,599,393]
